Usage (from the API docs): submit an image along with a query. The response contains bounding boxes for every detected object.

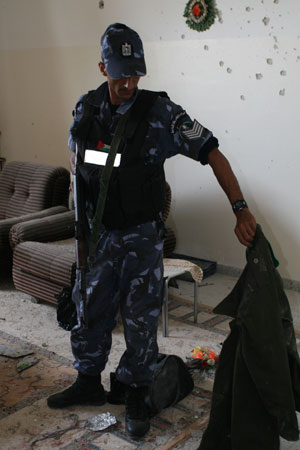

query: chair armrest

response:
[0,206,68,250]
[10,209,75,248]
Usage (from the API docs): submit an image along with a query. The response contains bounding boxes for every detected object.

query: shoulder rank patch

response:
[180,119,205,140]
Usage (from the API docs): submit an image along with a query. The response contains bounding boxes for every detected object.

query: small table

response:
[162,259,203,337]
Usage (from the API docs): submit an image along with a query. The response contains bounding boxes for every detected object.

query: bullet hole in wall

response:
[262,17,270,26]
[215,9,223,24]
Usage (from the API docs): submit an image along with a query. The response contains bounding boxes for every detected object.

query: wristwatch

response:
[232,199,248,213]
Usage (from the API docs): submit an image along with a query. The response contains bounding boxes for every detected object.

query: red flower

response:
[193,3,201,17]
[208,351,216,359]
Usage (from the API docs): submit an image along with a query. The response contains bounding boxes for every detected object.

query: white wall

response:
[0,0,299,283]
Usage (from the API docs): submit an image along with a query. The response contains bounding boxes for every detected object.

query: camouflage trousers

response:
[71,220,164,387]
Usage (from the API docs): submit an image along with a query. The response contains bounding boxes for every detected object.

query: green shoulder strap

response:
[90,108,131,242]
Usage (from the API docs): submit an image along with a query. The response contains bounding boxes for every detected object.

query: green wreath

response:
[184,0,216,32]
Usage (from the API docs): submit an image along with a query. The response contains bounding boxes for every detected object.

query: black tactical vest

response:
[72,86,168,230]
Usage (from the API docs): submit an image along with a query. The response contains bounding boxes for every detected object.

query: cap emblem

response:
[121,42,132,56]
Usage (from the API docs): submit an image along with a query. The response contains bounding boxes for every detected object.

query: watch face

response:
[233,200,247,212]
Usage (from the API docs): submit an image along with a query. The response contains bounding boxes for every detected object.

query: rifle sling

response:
[90,108,131,242]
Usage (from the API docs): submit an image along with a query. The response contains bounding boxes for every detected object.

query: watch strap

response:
[232,199,248,213]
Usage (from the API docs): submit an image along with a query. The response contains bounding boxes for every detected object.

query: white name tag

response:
[84,149,121,167]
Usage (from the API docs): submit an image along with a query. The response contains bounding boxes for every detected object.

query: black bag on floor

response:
[55,287,77,331]
[146,353,194,415]
[108,353,194,415]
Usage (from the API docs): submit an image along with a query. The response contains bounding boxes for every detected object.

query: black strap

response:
[90,109,131,242]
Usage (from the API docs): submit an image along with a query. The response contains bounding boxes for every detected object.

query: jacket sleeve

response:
[149,96,219,165]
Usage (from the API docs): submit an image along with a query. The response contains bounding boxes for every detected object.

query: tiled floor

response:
[1,271,300,449]
[0,278,222,449]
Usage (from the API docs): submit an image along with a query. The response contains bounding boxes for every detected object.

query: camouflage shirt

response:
[68,82,218,166]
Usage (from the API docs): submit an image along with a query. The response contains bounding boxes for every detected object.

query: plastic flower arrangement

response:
[190,345,219,369]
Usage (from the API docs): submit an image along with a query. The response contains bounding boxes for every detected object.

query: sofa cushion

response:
[13,239,75,303]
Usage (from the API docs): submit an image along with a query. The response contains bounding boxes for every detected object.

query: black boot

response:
[47,372,106,409]
[107,372,126,405]
[125,386,150,438]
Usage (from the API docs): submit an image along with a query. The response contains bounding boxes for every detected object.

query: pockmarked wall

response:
[0,0,299,284]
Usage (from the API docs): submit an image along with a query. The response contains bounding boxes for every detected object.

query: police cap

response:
[101,23,147,80]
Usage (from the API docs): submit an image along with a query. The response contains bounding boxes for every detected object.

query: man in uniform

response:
[47,23,256,438]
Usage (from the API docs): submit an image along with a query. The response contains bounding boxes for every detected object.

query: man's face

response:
[99,62,140,105]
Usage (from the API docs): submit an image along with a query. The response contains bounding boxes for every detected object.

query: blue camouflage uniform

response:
[69,82,218,387]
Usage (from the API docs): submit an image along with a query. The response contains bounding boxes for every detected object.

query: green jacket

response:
[199,225,300,450]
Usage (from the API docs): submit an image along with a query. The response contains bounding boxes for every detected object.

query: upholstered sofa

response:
[0,161,70,274]
[11,183,176,304]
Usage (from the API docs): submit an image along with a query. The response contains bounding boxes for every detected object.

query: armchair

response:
[0,161,70,274]
[11,183,176,304]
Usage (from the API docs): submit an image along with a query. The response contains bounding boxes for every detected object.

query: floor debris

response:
[0,343,33,358]
[16,355,39,372]
[84,412,117,431]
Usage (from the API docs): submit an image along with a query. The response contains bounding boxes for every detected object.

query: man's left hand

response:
[234,209,256,247]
